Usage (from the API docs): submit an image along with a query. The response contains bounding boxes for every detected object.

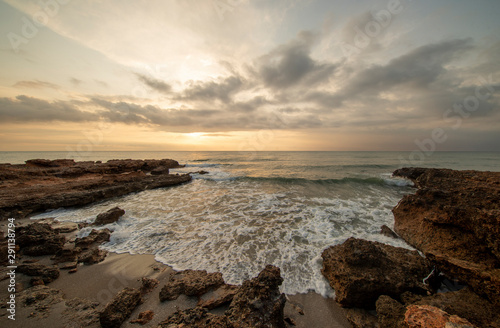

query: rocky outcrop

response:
[159,269,225,301]
[321,237,431,308]
[17,222,66,256]
[99,287,142,328]
[18,263,60,284]
[159,265,287,328]
[392,167,500,306]
[130,310,155,325]
[0,158,190,219]
[93,207,125,226]
[75,229,111,249]
[404,305,475,328]
[197,284,239,310]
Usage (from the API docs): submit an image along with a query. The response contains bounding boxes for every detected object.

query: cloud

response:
[178,75,244,103]
[136,74,172,93]
[256,31,337,89]
[70,78,83,86]
[0,95,98,122]
[12,80,60,90]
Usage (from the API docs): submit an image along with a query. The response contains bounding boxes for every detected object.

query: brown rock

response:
[380,224,399,239]
[75,229,111,249]
[99,287,142,328]
[17,222,65,256]
[140,277,159,295]
[130,310,155,325]
[405,305,475,328]
[343,308,379,328]
[392,168,500,305]
[225,265,286,328]
[158,307,232,328]
[159,269,225,301]
[94,207,125,225]
[321,237,431,308]
[0,158,190,219]
[198,284,239,310]
[78,248,108,264]
[376,295,406,328]
[51,221,78,233]
[18,263,60,284]
[150,166,170,175]
[52,245,81,263]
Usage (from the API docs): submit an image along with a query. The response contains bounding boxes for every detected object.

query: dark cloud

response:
[257,31,337,89]
[0,95,98,122]
[178,76,243,103]
[13,80,60,90]
[136,73,172,93]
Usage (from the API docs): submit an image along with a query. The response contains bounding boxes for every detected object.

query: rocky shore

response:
[1,163,499,327]
[0,159,191,219]
[321,167,500,328]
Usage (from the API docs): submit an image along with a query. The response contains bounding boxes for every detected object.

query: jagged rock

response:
[198,284,239,310]
[159,269,225,301]
[78,248,108,264]
[150,166,170,175]
[159,265,287,328]
[59,261,78,270]
[130,310,155,325]
[75,229,111,249]
[18,263,60,284]
[404,305,476,328]
[225,265,286,328]
[321,237,431,308]
[380,225,399,239]
[376,295,406,328]
[52,245,81,263]
[17,222,65,256]
[0,158,191,219]
[159,307,232,328]
[99,287,142,328]
[392,168,500,306]
[343,308,379,328]
[140,277,159,295]
[93,207,125,225]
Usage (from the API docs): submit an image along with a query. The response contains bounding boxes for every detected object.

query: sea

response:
[1,151,499,296]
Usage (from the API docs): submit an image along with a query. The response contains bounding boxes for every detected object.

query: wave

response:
[237,176,412,187]
[192,159,210,162]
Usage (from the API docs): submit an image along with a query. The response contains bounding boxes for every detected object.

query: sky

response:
[0,0,499,152]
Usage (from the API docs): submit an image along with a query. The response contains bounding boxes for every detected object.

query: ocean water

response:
[2,151,499,296]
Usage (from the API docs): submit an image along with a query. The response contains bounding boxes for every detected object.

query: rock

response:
[198,284,239,310]
[150,166,170,175]
[18,263,60,284]
[321,237,431,308]
[75,229,111,249]
[99,287,142,328]
[225,265,286,328]
[158,307,232,328]
[380,225,399,239]
[69,268,77,274]
[93,207,125,225]
[0,158,191,219]
[376,295,406,328]
[52,245,81,263]
[59,261,78,270]
[159,265,287,328]
[404,305,476,328]
[51,221,78,233]
[343,308,379,328]
[140,277,159,295]
[78,248,108,264]
[392,168,500,306]
[130,310,155,325]
[16,223,65,256]
[159,269,225,301]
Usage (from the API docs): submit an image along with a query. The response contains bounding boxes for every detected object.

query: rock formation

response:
[0,158,190,219]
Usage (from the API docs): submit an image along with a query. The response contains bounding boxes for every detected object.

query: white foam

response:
[33,173,413,296]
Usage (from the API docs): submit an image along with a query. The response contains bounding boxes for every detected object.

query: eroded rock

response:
[17,222,65,256]
[93,207,125,226]
[18,263,60,284]
[321,237,431,308]
[159,269,225,301]
[75,229,111,249]
[99,287,142,328]
[404,305,475,328]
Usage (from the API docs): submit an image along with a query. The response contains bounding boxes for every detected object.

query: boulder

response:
[78,248,108,264]
[93,207,125,226]
[375,295,406,328]
[75,229,111,249]
[392,168,500,305]
[99,287,142,328]
[404,305,475,328]
[321,237,431,308]
[17,223,65,256]
[159,269,225,301]
[198,284,239,310]
[158,307,232,328]
[130,310,155,325]
[18,263,60,284]
[150,166,170,175]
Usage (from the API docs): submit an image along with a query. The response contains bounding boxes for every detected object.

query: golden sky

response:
[0,0,499,151]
